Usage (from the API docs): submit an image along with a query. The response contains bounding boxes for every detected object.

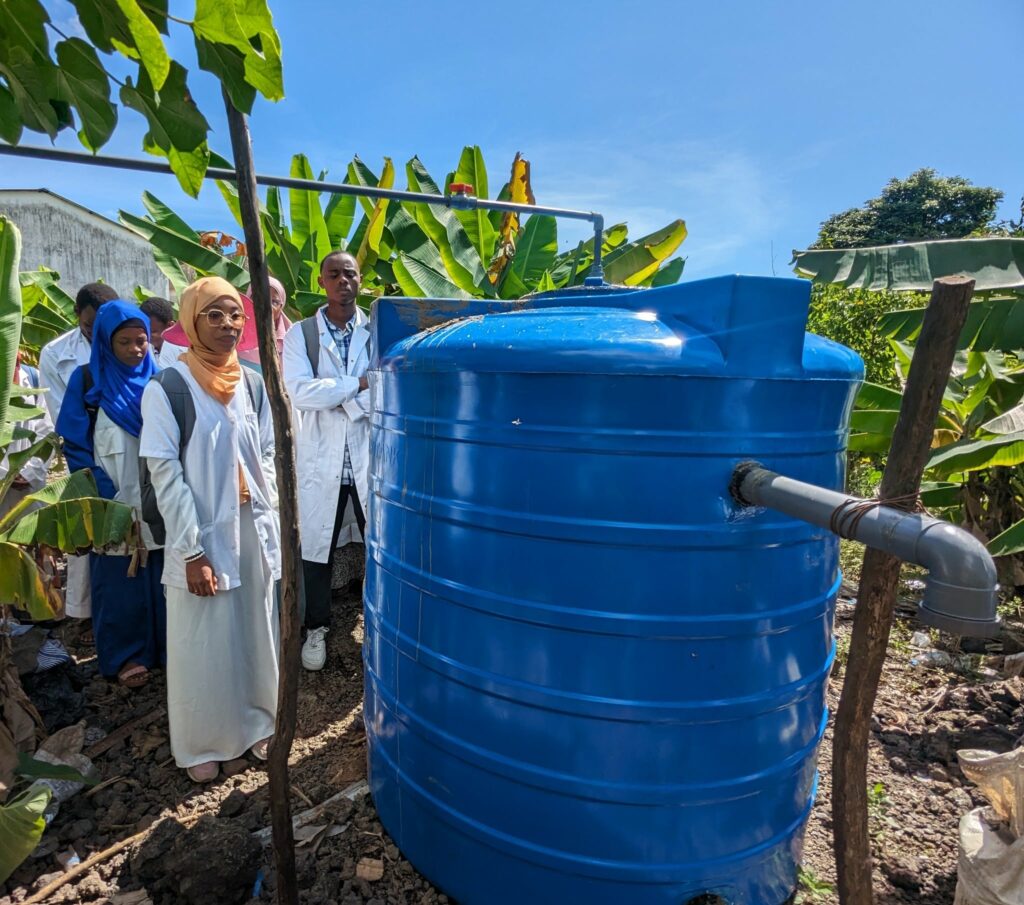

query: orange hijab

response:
[178,277,242,405]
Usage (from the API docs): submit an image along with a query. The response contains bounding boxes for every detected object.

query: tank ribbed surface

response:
[364,276,863,905]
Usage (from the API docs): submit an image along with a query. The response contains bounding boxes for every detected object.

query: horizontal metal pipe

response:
[732,463,1001,638]
[0,143,607,281]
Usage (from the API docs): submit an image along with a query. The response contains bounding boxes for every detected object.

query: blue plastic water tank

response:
[364,275,863,905]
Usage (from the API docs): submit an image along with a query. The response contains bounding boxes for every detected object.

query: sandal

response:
[250,737,271,761]
[117,663,150,689]
[186,761,220,783]
[80,621,94,647]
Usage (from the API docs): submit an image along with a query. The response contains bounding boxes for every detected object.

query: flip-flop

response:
[118,664,150,688]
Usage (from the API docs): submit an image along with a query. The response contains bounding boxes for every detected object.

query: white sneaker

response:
[301,627,329,671]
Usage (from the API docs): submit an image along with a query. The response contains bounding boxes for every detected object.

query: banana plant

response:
[120,146,687,316]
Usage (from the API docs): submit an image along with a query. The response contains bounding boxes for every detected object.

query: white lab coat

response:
[0,365,53,491]
[157,340,186,369]
[139,360,281,590]
[93,410,160,551]
[38,327,91,423]
[282,307,370,564]
[38,327,92,619]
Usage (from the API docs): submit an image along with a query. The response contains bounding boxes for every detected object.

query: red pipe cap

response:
[448,182,475,195]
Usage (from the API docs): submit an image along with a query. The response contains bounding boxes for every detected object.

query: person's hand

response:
[358,375,369,392]
[11,474,30,489]
[186,555,218,597]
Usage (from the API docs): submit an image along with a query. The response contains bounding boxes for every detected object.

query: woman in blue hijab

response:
[56,300,166,688]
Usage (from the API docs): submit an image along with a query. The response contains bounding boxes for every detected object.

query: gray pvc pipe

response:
[732,463,1001,639]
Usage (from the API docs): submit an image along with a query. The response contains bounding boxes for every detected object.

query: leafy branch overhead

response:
[0,0,284,196]
[121,145,688,315]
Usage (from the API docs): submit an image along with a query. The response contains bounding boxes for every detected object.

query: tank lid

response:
[373,275,863,379]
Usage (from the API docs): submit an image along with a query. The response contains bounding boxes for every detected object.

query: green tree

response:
[806,285,920,388]
[815,168,1003,248]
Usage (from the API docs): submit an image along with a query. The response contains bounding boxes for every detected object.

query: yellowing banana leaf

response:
[792,238,1024,294]
[603,220,688,286]
[356,158,395,270]
[0,541,58,619]
[487,153,534,286]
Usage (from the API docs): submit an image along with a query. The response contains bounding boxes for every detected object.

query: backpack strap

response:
[301,315,320,378]
[241,366,265,416]
[152,367,196,449]
[79,365,99,430]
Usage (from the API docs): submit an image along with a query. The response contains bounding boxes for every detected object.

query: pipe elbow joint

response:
[915,521,1002,638]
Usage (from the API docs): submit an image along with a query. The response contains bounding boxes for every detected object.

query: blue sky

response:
[4,0,1022,280]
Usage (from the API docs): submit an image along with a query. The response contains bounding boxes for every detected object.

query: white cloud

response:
[483,135,838,279]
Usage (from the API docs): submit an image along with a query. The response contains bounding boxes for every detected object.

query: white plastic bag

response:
[954,748,1024,905]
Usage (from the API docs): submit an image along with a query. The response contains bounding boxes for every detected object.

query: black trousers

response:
[302,483,366,630]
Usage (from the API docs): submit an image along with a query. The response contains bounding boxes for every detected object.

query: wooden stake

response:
[223,94,303,905]
[832,276,974,904]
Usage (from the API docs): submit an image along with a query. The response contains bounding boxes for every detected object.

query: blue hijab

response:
[85,300,158,437]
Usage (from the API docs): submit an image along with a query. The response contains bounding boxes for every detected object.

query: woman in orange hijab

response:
[140,277,282,783]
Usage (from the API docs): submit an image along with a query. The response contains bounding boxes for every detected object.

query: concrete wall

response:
[0,190,170,299]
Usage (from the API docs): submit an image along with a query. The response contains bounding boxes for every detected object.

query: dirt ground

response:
[2,581,1022,905]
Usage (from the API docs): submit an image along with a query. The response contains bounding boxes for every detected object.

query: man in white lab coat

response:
[38,282,119,621]
[282,252,370,671]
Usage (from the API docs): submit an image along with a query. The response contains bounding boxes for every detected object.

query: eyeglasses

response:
[200,308,249,327]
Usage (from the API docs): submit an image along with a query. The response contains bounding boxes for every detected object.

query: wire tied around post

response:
[828,492,927,539]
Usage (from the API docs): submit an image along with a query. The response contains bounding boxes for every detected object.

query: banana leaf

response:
[501,214,557,299]
[19,268,75,318]
[791,237,1024,294]
[0,217,22,429]
[119,210,248,289]
[405,157,486,295]
[879,296,1024,352]
[988,517,1024,557]
[356,159,395,270]
[0,541,58,619]
[0,784,51,884]
[393,252,470,299]
[0,470,136,552]
[288,154,332,264]
[603,220,688,286]
[487,154,533,285]
[451,145,497,267]
[926,431,1024,478]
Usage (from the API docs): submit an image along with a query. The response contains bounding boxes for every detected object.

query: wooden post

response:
[223,94,302,905]
[832,276,974,904]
